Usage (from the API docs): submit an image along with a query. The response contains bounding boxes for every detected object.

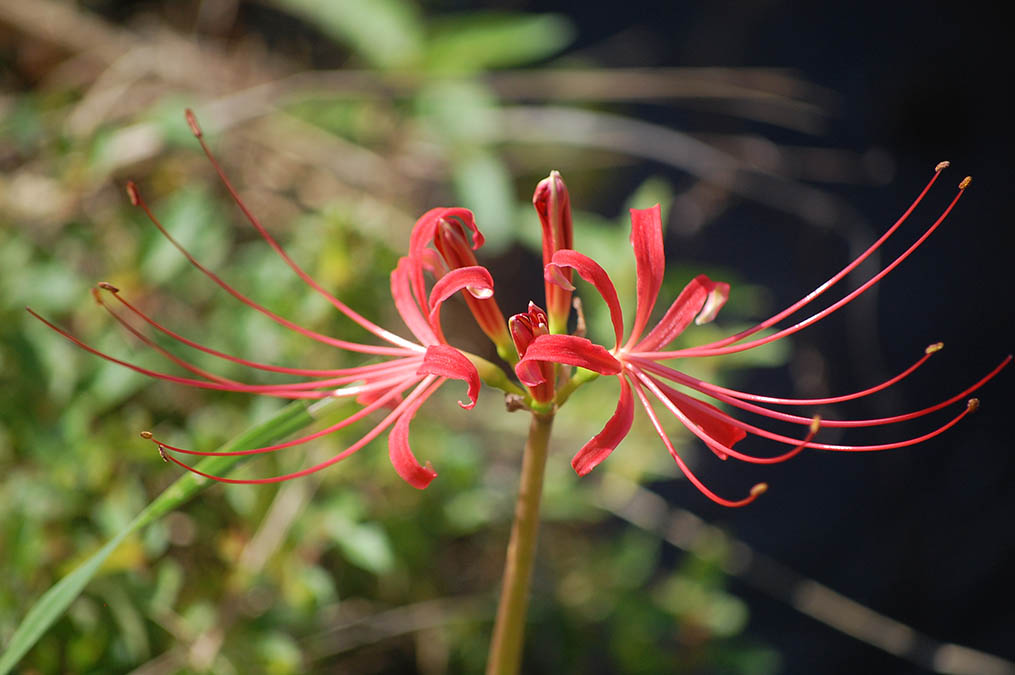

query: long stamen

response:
[635,368,821,465]
[157,375,442,484]
[629,354,1010,429]
[629,344,942,406]
[26,308,423,397]
[93,286,237,385]
[145,379,412,456]
[648,377,984,452]
[126,181,419,357]
[690,163,949,352]
[628,376,765,507]
[645,177,969,359]
[183,110,418,351]
[98,284,395,377]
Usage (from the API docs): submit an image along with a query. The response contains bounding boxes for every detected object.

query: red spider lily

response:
[27,110,503,490]
[516,164,1011,507]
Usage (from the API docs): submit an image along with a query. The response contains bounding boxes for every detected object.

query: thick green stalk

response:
[486,411,555,675]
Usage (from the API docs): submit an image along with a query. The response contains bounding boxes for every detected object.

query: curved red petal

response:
[390,257,438,345]
[427,265,495,328]
[515,334,622,387]
[655,381,747,449]
[389,391,439,489]
[571,377,635,476]
[626,205,665,347]
[417,344,480,409]
[637,274,728,352]
[549,250,625,348]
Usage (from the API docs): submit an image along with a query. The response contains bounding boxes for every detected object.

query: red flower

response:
[28,111,498,490]
[516,165,1011,506]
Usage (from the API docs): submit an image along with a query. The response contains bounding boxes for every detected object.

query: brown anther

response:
[157,445,169,462]
[139,430,153,439]
[125,181,140,206]
[97,281,119,293]
[935,161,950,172]
[504,393,528,412]
[750,483,769,497]
[967,398,980,412]
[925,342,944,354]
[184,109,203,137]
[959,176,972,190]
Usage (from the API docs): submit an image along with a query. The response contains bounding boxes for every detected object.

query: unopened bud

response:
[533,171,574,333]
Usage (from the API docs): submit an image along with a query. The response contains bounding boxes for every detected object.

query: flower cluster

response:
[31,112,1009,505]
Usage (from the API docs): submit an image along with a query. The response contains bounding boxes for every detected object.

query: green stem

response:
[486,411,555,675]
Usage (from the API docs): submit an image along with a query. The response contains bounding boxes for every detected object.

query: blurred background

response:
[1,1,1012,673]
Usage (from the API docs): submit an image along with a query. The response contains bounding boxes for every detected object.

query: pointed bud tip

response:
[925,342,944,354]
[750,483,769,497]
[184,109,203,137]
[967,398,980,412]
[959,176,972,190]
[125,181,140,206]
[935,161,950,172]
[139,430,153,439]
[97,281,119,293]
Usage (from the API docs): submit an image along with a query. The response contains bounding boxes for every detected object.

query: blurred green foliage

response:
[1,1,789,672]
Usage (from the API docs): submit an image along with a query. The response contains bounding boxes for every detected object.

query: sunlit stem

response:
[487,412,555,675]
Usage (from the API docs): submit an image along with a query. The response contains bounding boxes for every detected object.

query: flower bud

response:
[509,303,553,403]
[434,217,514,361]
[533,171,574,334]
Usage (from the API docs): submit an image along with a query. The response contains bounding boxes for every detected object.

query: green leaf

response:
[268,0,423,69]
[0,398,337,674]
[424,13,574,74]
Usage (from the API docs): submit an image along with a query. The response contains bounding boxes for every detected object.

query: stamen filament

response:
[634,368,821,465]
[631,355,1010,427]
[127,181,419,357]
[159,375,442,483]
[99,284,401,376]
[26,308,423,398]
[628,345,941,406]
[184,110,418,351]
[147,380,411,456]
[687,164,948,352]
[628,376,764,507]
[645,180,967,359]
